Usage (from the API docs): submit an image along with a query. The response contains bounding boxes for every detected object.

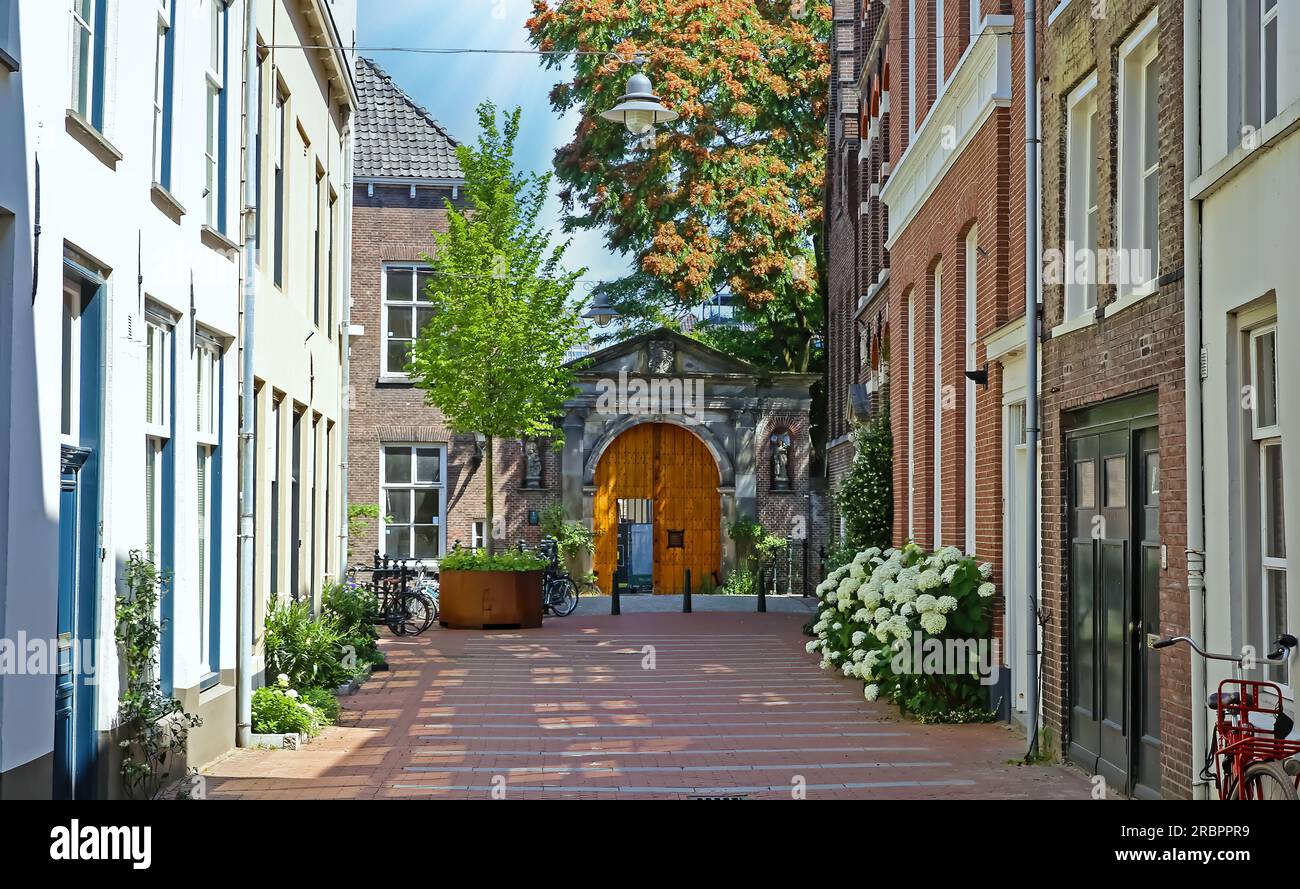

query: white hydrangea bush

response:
[808,543,996,716]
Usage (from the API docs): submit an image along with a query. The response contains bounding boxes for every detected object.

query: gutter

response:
[236,0,257,748]
[1183,0,1210,798]
[338,112,354,571]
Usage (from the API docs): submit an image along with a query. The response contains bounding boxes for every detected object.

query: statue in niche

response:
[648,340,674,375]
[523,440,543,487]
[771,431,792,490]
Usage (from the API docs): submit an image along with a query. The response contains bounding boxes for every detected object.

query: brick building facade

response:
[347,58,559,564]
[825,0,893,550]
[1038,0,1189,798]
[877,0,1029,720]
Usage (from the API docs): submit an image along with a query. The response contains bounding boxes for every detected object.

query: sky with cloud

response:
[356,0,635,295]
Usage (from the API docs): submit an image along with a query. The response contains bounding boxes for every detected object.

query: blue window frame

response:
[70,0,109,130]
[195,332,223,689]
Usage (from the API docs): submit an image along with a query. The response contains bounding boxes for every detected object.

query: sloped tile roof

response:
[354,56,463,181]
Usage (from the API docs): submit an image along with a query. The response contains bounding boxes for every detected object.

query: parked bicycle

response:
[1152,632,1300,798]
[346,557,437,636]
[537,538,578,617]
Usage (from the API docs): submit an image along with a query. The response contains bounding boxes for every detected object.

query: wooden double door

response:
[594,423,721,595]
[1066,399,1162,798]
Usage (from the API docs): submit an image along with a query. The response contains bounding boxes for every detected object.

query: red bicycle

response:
[1153,633,1300,799]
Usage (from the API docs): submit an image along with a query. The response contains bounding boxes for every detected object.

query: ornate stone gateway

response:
[559,328,819,595]
[592,423,721,595]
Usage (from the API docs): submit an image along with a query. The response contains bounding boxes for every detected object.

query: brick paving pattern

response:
[202,612,1094,800]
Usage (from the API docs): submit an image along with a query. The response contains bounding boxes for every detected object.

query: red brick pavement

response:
[202,612,1095,800]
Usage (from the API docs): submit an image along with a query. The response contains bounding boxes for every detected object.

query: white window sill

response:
[1107,280,1157,318]
[1051,311,1097,339]
[377,373,412,385]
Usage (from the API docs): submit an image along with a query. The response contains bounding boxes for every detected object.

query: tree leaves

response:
[526,1,830,371]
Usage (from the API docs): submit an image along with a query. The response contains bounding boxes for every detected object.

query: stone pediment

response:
[570,328,761,379]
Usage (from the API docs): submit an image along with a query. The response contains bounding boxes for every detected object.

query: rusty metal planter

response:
[438,569,544,629]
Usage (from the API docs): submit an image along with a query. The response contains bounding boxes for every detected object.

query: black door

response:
[1067,413,1161,797]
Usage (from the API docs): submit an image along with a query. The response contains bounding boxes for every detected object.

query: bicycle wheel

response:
[404,592,437,635]
[1225,760,1299,800]
[549,576,579,617]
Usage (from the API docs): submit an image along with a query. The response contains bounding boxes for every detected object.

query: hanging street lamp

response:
[582,290,621,328]
[599,55,678,136]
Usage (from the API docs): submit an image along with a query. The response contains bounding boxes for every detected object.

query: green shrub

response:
[440,548,548,572]
[252,682,323,736]
[299,687,341,725]
[808,543,998,720]
[322,582,381,670]
[264,600,351,691]
[833,408,893,552]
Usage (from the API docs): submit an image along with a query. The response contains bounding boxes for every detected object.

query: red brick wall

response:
[347,183,559,561]
[1038,0,1190,797]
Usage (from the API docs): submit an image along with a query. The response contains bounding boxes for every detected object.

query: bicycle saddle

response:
[1207,691,1241,710]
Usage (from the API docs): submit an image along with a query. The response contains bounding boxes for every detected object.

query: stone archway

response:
[592,422,721,595]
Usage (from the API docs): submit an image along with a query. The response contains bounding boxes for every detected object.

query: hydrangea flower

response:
[805,640,821,653]
[937,595,959,614]
[917,569,942,591]
[864,684,880,702]
[920,611,947,634]
[915,593,938,613]
[851,630,867,646]
[978,582,996,598]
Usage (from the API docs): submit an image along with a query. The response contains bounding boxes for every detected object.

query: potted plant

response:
[438,548,550,629]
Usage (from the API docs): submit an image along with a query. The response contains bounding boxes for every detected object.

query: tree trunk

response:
[484,436,494,555]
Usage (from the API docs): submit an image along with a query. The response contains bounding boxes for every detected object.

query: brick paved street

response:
[202,611,1094,800]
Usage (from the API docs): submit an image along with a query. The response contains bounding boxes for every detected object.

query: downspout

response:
[338,112,353,571]
[1183,0,1209,798]
[236,0,257,749]
[1023,0,1041,759]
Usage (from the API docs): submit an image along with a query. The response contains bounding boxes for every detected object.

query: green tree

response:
[408,102,587,554]
[526,0,830,372]
[833,407,893,552]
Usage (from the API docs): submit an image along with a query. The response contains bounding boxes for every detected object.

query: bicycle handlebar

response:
[1151,633,1296,665]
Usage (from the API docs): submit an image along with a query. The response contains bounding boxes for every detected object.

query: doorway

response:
[593,423,720,594]
[614,498,654,594]
[54,264,103,799]
[1066,396,1161,798]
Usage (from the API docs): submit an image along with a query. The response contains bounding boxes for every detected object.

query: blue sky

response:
[357,0,635,292]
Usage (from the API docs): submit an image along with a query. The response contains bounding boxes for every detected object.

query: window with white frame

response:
[144,310,174,564]
[381,445,444,560]
[932,264,943,548]
[471,520,487,552]
[907,293,916,539]
[204,0,225,229]
[1248,323,1287,686]
[1119,16,1159,294]
[1065,73,1099,319]
[195,333,221,683]
[0,0,16,69]
[935,0,945,87]
[70,0,105,128]
[152,0,171,186]
[907,0,917,138]
[61,278,83,443]
[964,228,978,555]
[1261,0,1279,124]
[382,264,435,376]
[273,84,287,287]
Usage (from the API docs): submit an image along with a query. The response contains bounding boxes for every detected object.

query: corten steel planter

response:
[439,569,544,629]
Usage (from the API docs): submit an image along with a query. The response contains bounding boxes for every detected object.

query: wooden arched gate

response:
[593,423,721,594]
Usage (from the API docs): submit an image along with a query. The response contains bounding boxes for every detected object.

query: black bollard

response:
[758,568,767,613]
[683,569,692,613]
[609,572,620,616]
[802,538,810,597]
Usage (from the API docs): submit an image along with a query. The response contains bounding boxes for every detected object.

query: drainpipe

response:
[338,113,353,571]
[236,0,257,749]
[1023,0,1041,760]
[1183,0,1209,798]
